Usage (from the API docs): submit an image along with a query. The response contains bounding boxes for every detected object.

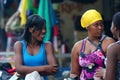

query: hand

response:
[45,64,58,74]
[94,67,105,78]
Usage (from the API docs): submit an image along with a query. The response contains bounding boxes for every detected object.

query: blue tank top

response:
[21,40,48,80]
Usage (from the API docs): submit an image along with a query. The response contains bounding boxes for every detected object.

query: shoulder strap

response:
[99,35,106,44]
[96,35,106,53]
[116,41,120,45]
[80,39,87,53]
[87,35,106,47]
[87,37,98,47]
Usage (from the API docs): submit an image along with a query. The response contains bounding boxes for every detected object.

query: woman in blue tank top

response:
[14,14,58,80]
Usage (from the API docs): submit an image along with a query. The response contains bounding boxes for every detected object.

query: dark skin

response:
[106,22,120,80]
[14,24,58,78]
[70,20,115,78]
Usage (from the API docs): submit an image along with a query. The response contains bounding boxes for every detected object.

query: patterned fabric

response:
[79,39,106,80]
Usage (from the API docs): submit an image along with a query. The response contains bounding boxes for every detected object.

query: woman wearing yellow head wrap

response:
[81,9,103,28]
[69,9,115,80]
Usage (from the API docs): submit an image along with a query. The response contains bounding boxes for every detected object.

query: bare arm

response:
[14,41,46,77]
[106,43,117,80]
[14,41,58,77]
[70,41,82,78]
[102,37,115,54]
[44,42,58,75]
[95,37,115,78]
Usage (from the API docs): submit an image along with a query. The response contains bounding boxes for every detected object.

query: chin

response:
[96,34,102,38]
[38,38,43,42]
[40,39,43,41]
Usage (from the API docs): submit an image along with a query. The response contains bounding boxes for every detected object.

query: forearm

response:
[70,69,81,79]
[16,65,53,76]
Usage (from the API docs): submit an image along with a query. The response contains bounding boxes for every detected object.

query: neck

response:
[88,35,102,43]
[28,40,41,47]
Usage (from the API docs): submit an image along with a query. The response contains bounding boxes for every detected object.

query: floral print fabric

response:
[79,40,105,80]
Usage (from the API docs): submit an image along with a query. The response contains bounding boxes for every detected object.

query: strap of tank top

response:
[99,35,106,45]
[80,39,87,53]
[87,37,98,47]
[87,35,106,47]
[116,41,120,45]
[96,35,106,53]
[87,35,106,54]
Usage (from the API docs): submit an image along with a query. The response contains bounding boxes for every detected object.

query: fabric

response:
[38,0,57,42]
[6,34,20,52]
[18,0,23,12]
[80,9,103,28]
[20,0,28,26]
[53,36,58,52]
[0,70,11,80]
[27,0,38,15]
[53,25,59,36]
[34,0,39,8]
[9,73,19,80]
[79,37,106,80]
[25,71,44,80]
[20,40,48,80]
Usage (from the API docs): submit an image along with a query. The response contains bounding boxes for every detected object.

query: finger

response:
[53,64,58,67]
[54,67,58,69]
[52,69,58,73]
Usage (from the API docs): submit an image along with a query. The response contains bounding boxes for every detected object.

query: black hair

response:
[112,12,120,30]
[22,14,46,44]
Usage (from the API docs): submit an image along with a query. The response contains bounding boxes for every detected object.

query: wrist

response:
[102,68,106,79]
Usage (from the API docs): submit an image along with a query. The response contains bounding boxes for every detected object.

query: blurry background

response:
[0,0,120,52]
[0,0,120,79]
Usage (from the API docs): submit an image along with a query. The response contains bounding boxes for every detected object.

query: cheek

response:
[111,27,115,35]
[111,29,117,38]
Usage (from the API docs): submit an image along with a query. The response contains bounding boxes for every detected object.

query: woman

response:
[70,9,115,80]
[14,14,58,80]
[106,12,120,80]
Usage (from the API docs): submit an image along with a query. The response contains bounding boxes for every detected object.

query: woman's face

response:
[87,20,104,38]
[30,23,46,41]
[110,22,117,39]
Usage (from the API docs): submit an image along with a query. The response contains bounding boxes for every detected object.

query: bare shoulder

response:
[108,42,120,52]
[73,40,83,48]
[14,41,22,54]
[14,41,22,48]
[71,40,83,55]
[107,42,119,57]
[44,41,52,47]
[44,41,53,53]
[104,36,115,44]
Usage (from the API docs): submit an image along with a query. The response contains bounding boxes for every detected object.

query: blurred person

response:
[69,9,115,80]
[14,14,58,80]
[5,11,23,52]
[106,12,120,80]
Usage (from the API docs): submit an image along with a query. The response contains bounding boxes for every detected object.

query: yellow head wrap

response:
[80,9,103,28]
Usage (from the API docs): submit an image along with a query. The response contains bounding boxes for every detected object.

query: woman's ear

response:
[86,27,89,30]
[29,28,34,33]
